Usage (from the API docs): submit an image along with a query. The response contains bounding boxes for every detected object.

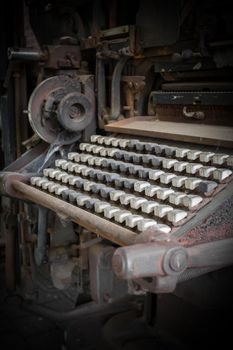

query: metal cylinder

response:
[112,242,188,279]
[8,47,45,61]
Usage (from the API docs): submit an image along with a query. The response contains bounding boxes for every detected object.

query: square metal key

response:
[76,195,91,207]
[123,152,133,162]
[99,148,108,157]
[162,159,178,169]
[174,161,188,172]
[142,155,154,165]
[74,164,88,174]
[199,152,215,163]
[83,181,96,192]
[54,185,69,196]
[36,178,49,187]
[164,146,176,157]
[227,156,233,167]
[169,192,186,206]
[81,167,93,177]
[197,180,218,194]
[172,175,187,188]
[55,171,68,181]
[128,164,143,175]
[120,194,136,205]
[68,190,81,203]
[55,159,67,168]
[199,166,216,178]
[145,185,161,197]
[130,197,148,210]
[167,209,187,224]
[61,174,72,183]
[96,136,105,144]
[100,187,114,199]
[92,145,104,154]
[149,169,165,181]
[43,168,55,177]
[87,156,98,166]
[152,224,171,233]
[73,177,85,189]
[85,198,100,210]
[104,172,120,183]
[110,190,125,202]
[114,210,132,223]
[68,152,80,161]
[138,168,150,179]
[125,215,144,228]
[41,180,53,190]
[110,160,122,171]
[151,156,163,167]
[213,168,232,181]
[114,150,124,160]
[141,201,159,214]
[61,189,72,201]
[80,154,93,163]
[186,163,203,175]
[134,181,151,193]
[114,177,127,187]
[132,154,143,164]
[160,173,176,185]
[94,157,106,166]
[144,143,158,152]
[90,135,101,143]
[137,219,158,232]
[182,195,203,209]
[101,158,112,167]
[184,177,202,190]
[104,206,121,219]
[127,139,140,150]
[112,139,121,147]
[79,143,89,151]
[157,188,174,200]
[154,205,173,218]
[175,148,190,158]
[30,176,42,186]
[94,201,111,213]
[91,183,106,194]
[212,154,229,165]
[48,183,60,193]
[123,178,137,190]
[119,139,130,148]
[135,142,145,152]
[119,162,131,173]
[67,175,77,185]
[103,137,116,146]
[187,150,202,161]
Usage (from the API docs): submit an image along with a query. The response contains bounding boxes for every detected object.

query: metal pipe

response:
[34,207,48,265]
[111,56,129,120]
[8,47,45,61]
[11,180,137,246]
[96,58,106,128]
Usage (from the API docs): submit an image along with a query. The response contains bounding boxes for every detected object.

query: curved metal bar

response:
[111,56,129,120]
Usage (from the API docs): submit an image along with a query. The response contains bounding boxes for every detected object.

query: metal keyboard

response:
[30,135,233,236]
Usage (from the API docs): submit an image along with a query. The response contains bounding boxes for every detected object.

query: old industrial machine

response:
[1,0,233,348]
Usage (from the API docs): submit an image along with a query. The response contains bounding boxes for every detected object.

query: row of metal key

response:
[76,143,232,183]
[63,154,220,194]
[52,160,204,210]
[30,175,173,232]
[89,135,233,166]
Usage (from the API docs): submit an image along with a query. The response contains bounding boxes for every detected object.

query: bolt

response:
[169,250,188,273]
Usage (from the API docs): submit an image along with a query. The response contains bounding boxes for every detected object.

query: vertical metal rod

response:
[34,207,48,265]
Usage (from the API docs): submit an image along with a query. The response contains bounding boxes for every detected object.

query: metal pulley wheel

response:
[28,75,94,144]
